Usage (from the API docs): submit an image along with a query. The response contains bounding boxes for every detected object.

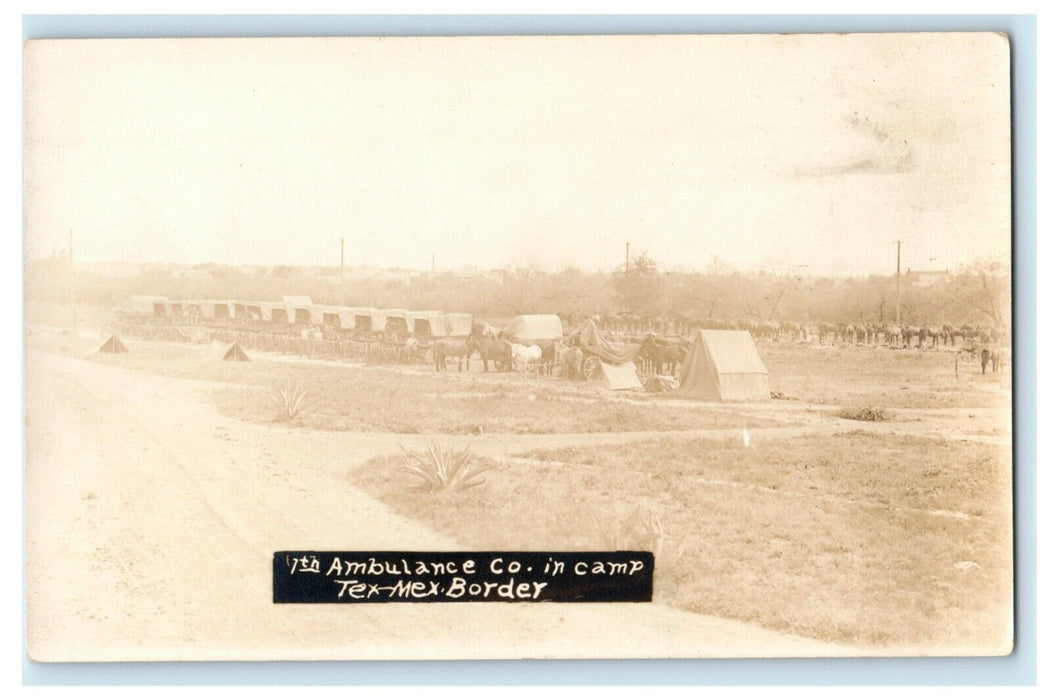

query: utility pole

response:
[339,237,345,306]
[894,239,902,326]
[625,242,630,274]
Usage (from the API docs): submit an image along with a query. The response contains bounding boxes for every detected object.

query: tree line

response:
[26,252,1009,330]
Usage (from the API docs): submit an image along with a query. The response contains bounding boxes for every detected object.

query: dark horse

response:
[433,338,470,371]
[637,338,686,375]
[466,333,512,372]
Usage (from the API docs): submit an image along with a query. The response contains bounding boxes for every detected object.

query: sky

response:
[24,33,1011,277]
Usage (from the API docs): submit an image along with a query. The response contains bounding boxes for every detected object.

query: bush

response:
[836,406,892,422]
[397,442,496,492]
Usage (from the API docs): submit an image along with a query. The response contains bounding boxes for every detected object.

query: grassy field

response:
[352,432,1012,649]
[761,342,1010,409]
[27,323,1013,650]
[64,336,787,434]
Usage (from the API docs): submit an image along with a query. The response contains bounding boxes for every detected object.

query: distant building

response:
[905,269,952,287]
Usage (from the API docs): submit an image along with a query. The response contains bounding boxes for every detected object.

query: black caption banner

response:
[274,551,653,603]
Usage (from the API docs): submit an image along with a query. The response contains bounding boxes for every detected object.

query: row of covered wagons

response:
[123,296,473,338]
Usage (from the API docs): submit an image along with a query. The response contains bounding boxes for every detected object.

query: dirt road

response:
[25,349,859,660]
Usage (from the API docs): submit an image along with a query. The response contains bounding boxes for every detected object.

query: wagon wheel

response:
[582,355,601,380]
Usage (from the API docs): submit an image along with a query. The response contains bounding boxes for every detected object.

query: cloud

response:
[792,111,915,177]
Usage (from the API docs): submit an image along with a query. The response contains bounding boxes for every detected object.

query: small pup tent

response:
[222,342,250,362]
[678,330,770,401]
[97,335,128,354]
[598,360,643,391]
[506,314,564,344]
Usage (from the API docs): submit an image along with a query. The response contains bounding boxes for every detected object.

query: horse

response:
[467,334,512,372]
[511,343,543,372]
[637,337,686,375]
[560,346,584,379]
[538,342,559,376]
[434,338,470,372]
[981,347,1001,374]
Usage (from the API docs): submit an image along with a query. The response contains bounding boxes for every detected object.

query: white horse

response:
[511,343,543,372]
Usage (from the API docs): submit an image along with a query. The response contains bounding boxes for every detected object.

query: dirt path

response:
[26,350,860,660]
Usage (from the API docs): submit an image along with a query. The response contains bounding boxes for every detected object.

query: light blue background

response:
[21,13,1037,686]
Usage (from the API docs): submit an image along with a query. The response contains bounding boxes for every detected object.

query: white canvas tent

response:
[678,330,770,401]
[598,360,643,391]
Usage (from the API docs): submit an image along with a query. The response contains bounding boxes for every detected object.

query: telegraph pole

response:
[625,242,630,274]
[339,237,345,305]
[894,239,902,326]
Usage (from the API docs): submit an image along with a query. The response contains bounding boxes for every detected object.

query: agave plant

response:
[269,382,309,421]
[591,507,689,567]
[397,442,496,492]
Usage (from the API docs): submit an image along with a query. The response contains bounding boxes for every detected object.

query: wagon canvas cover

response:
[576,318,638,364]
[506,314,563,343]
[444,313,473,337]
[678,330,771,401]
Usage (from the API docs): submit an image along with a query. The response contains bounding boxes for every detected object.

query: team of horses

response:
[433,325,689,378]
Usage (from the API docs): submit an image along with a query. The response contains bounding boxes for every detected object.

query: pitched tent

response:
[506,314,564,344]
[97,335,128,354]
[222,342,250,362]
[678,330,770,401]
[598,360,643,391]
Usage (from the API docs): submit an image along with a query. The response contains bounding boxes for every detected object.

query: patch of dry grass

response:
[835,406,893,422]
[353,431,1012,649]
[762,343,1010,409]
[64,337,783,433]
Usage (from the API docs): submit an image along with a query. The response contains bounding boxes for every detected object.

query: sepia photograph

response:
[23,32,1013,662]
